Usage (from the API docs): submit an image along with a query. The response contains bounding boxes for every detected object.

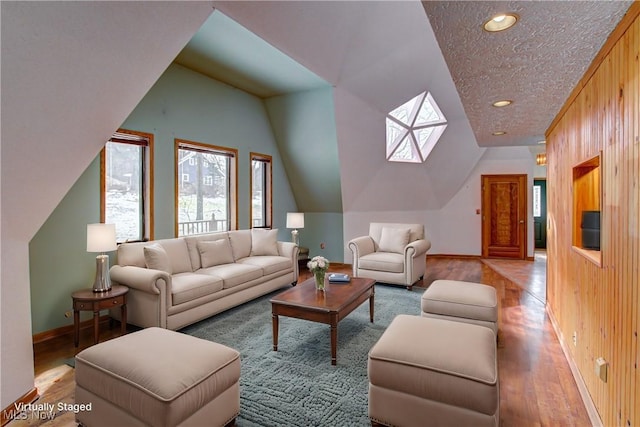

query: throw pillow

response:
[250,228,279,256]
[378,227,411,254]
[198,239,234,268]
[143,243,172,274]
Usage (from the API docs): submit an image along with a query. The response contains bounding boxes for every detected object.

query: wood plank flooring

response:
[8,255,591,427]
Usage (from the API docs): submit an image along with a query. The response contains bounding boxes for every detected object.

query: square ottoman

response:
[421,279,498,334]
[75,327,240,427]
[368,315,499,427]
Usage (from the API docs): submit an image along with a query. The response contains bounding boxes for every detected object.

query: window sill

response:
[572,246,602,267]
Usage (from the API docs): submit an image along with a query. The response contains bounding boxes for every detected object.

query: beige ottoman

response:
[75,327,240,427]
[421,279,498,334]
[368,315,499,427]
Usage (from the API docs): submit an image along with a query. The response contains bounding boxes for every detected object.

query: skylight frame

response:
[386,91,447,163]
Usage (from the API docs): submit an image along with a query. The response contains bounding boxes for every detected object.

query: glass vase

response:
[314,271,326,291]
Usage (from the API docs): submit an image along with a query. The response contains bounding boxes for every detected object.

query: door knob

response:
[519,220,524,224]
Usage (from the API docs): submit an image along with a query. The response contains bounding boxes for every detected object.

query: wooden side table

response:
[72,285,128,347]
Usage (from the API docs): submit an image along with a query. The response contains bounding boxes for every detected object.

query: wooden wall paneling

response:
[631,24,638,426]
[546,10,640,427]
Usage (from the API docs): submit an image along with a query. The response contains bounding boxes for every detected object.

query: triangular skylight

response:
[386,91,447,163]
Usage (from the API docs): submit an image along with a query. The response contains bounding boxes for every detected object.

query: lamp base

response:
[92,254,112,292]
[291,229,299,246]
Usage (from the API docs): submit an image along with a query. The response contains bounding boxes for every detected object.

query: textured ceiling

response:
[422,1,632,147]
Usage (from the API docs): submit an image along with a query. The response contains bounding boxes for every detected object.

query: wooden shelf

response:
[571,246,601,267]
[572,154,601,255]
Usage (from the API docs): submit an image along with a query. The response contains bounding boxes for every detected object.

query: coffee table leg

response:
[272,313,279,351]
[369,290,375,323]
[330,323,337,365]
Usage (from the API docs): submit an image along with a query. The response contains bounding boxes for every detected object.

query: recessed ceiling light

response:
[492,131,506,136]
[483,13,518,32]
[492,100,512,107]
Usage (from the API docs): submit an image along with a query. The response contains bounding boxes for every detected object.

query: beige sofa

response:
[348,223,431,290]
[109,229,299,330]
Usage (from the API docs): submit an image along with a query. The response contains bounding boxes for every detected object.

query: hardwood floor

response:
[9,256,591,427]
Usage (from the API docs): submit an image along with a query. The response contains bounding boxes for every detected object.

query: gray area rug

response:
[180,284,422,427]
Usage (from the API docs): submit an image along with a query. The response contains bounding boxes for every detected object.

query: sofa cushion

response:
[158,238,193,274]
[378,227,411,254]
[250,229,279,256]
[198,239,234,268]
[185,232,229,271]
[171,273,224,305]
[229,230,252,261]
[143,243,172,274]
[237,256,291,276]
[359,252,404,273]
[199,264,262,289]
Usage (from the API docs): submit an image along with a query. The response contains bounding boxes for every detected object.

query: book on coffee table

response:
[328,273,351,283]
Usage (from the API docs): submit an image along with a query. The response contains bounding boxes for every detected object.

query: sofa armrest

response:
[277,241,299,281]
[404,239,432,258]
[110,265,170,295]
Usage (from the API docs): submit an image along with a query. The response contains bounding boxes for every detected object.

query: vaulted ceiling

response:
[185,1,631,148]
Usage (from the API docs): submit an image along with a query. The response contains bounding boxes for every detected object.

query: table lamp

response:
[286,212,304,246]
[87,223,117,292]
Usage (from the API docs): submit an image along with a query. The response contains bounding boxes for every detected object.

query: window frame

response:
[250,152,273,229]
[174,138,238,236]
[100,128,154,243]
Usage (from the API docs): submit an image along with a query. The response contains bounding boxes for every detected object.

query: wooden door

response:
[533,179,547,249]
[481,174,527,259]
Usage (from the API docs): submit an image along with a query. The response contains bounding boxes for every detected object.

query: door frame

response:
[533,177,547,249]
[481,174,528,260]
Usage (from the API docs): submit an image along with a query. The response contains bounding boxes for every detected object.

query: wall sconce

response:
[536,153,547,166]
[286,212,304,246]
[87,223,117,292]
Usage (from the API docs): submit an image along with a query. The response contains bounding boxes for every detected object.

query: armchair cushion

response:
[359,252,404,273]
[378,227,411,254]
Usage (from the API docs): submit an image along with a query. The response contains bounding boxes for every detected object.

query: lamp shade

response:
[286,212,304,229]
[87,223,117,253]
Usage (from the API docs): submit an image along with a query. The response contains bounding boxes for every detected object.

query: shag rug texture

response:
[180,284,423,427]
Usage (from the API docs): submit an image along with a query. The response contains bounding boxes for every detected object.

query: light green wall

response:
[265,87,342,212]
[298,212,345,264]
[122,63,298,238]
[28,64,300,334]
[264,87,344,262]
[29,157,103,333]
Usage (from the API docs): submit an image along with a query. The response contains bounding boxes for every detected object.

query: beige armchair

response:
[348,223,431,290]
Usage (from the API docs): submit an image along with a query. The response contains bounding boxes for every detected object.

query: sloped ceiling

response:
[213,0,481,212]
[200,1,630,212]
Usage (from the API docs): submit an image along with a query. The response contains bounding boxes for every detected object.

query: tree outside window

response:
[101,129,153,243]
[251,153,272,228]
[175,139,237,236]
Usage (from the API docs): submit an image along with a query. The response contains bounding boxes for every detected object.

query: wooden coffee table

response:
[270,276,375,365]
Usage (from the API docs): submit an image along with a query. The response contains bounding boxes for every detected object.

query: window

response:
[250,153,272,228]
[386,91,447,163]
[175,139,237,236]
[101,129,154,243]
